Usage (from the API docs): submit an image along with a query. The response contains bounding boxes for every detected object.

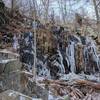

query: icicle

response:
[98,54,100,67]
[13,34,19,50]
[65,57,70,69]
[57,48,65,74]
[37,60,51,78]
[67,41,76,73]
[84,37,100,73]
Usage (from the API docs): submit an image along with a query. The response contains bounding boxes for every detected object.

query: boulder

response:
[1,71,48,100]
[0,49,21,74]
[0,90,42,100]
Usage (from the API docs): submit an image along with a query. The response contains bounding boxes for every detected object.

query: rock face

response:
[37,29,54,55]
[45,34,100,78]
[0,50,21,74]
[19,32,34,71]
[0,59,21,74]
[75,43,84,73]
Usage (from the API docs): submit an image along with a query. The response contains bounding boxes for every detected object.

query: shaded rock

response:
[0,59,21,74]
[75,43,84,73]
[1,71,48,100]
[0,49,21,74]
[0,90,42,100]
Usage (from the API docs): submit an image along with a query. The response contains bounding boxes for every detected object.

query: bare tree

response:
[11,0,16,13]
[57,0,67,24]
[93,0,100,24]
[92,0,100,33]
[41,0,50,23]
[10,0,20,14]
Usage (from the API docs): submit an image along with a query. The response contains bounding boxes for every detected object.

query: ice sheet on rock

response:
[60,73,85,81]
[37,60,51,78]
[36,77,45,81]
[8,91,15,97]
[60,72,100,82]
[84,74,100,82]
[13,34,19,50]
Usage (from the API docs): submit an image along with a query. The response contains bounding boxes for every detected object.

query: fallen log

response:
[75,80,100,90]
[38,79,68,86]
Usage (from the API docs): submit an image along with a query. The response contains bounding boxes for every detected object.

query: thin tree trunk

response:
[93,0,99,24]
[11,0,14,13]
[93,0,100,33]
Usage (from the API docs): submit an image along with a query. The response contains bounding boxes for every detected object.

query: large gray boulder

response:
[0,90,42,100]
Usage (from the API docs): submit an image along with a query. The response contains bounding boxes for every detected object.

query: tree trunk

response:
[93,0,99,24]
